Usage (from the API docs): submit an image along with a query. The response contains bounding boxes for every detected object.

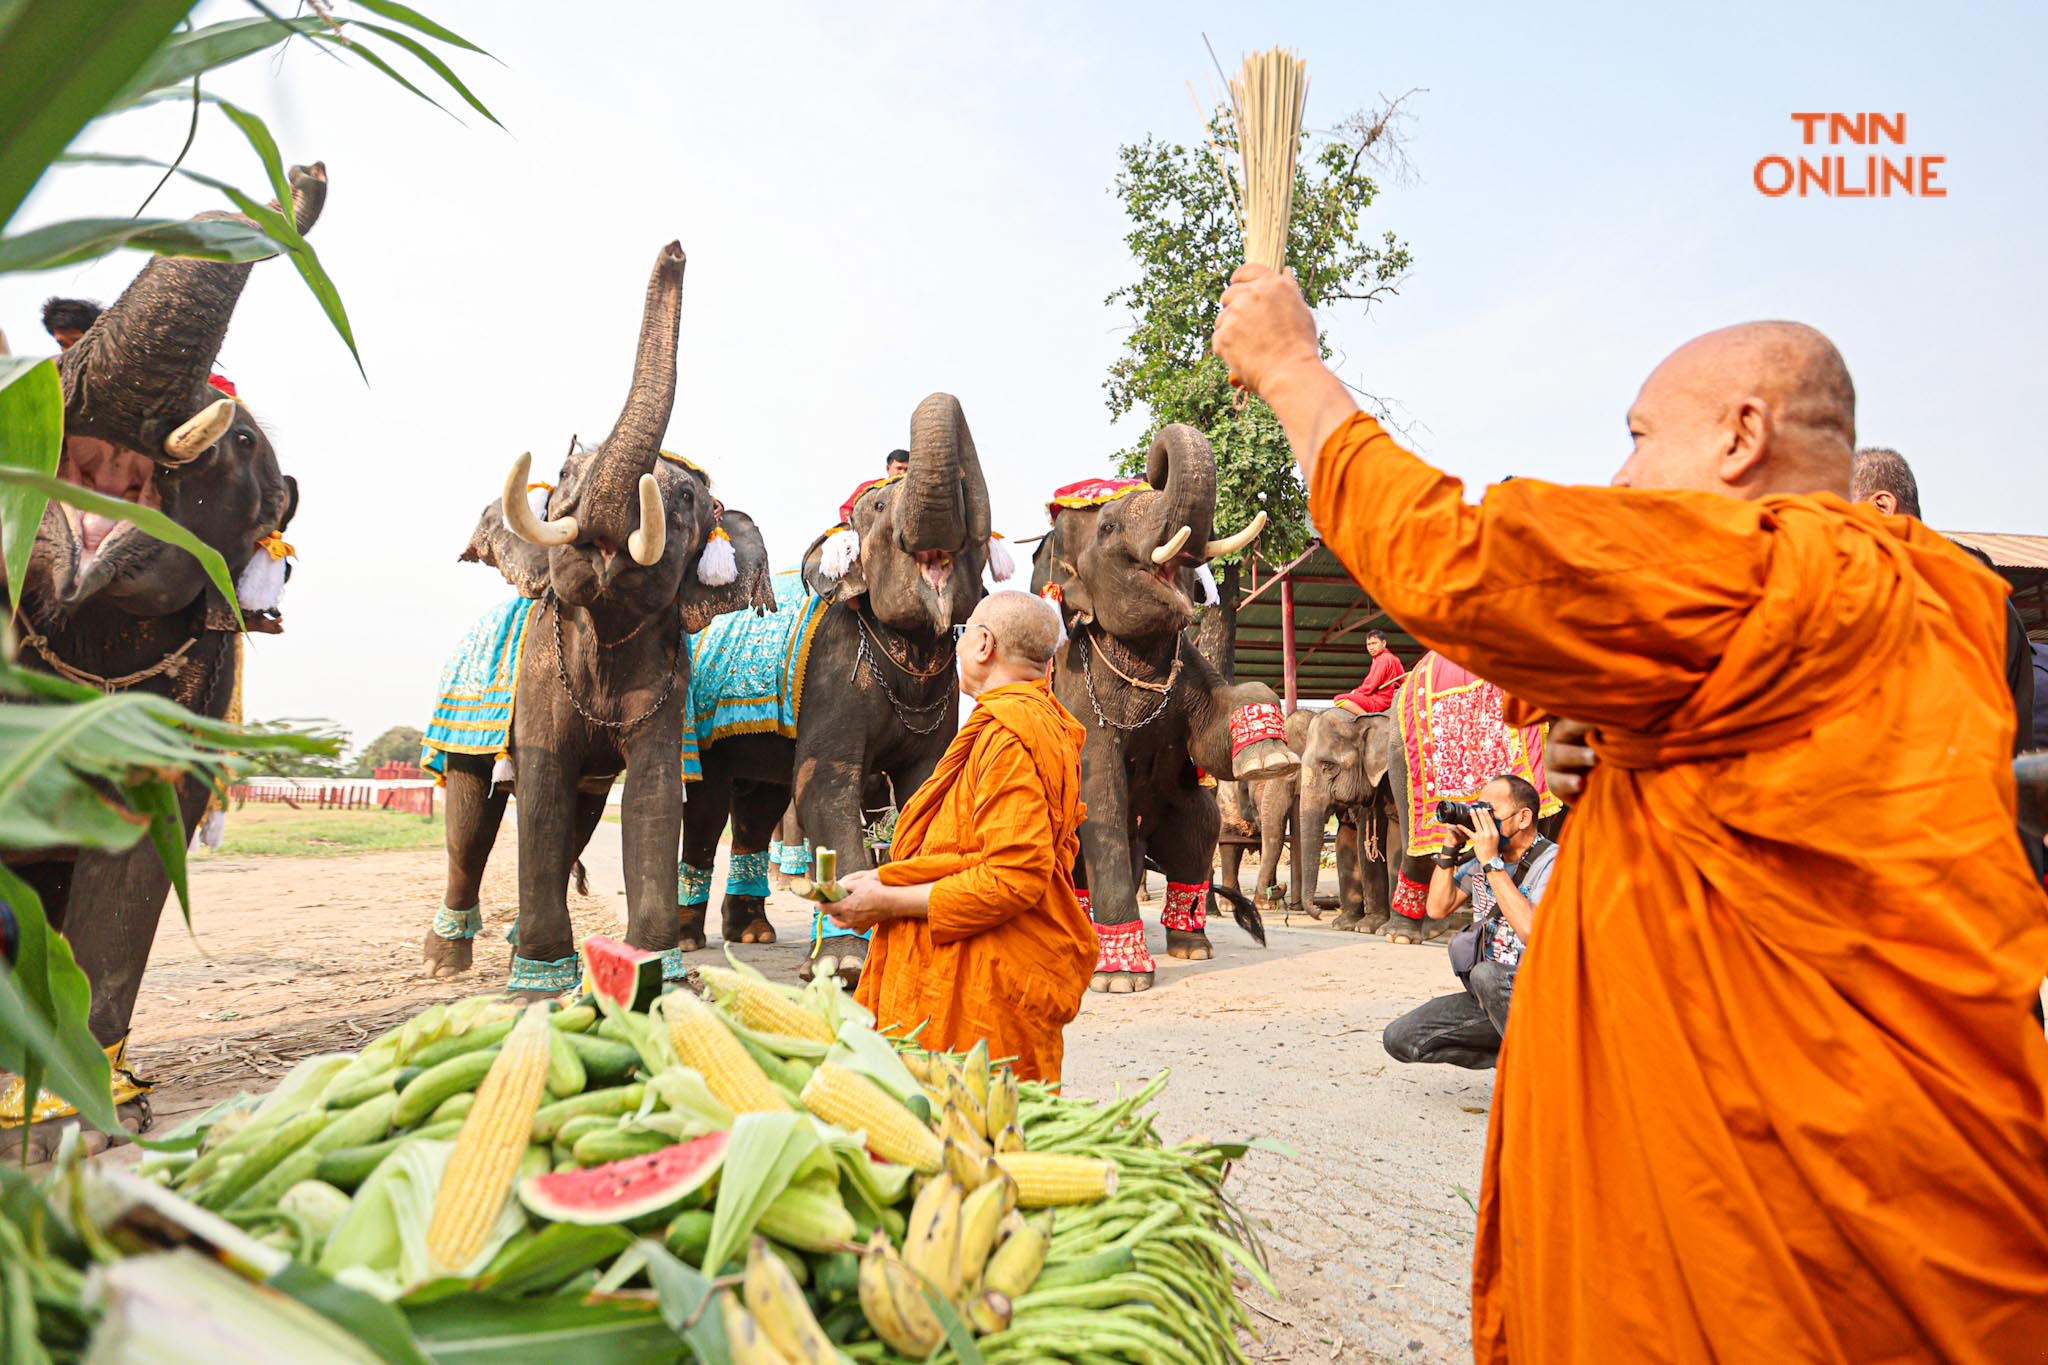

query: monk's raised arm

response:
[924,738,1058,946]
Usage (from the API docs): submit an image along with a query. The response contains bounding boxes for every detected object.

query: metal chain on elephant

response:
[1076,626,1182,732]
[547,590,681,733]
[850,607,955,736]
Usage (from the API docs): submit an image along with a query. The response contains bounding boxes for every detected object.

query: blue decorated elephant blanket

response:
[684,569,829,758]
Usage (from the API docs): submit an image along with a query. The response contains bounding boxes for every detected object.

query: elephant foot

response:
[800,953,832,984]
[768,869,794,893]
[422,931,475,979]
[1231,737,1300,781]
[832,947,866,988]
[1384,914,1429,945]
[1089,970,1154,994]
[676,905,709,953]
[1359,909,1392,935]
[0,1097,153,1166]
[1164,928,1213,961]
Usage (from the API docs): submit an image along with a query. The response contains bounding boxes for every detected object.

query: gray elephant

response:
[1293,705,1401,932]
[419,243,774,992]
[1031,425,1299,993]
[677,394,996,983]
[1217,708,1313,910]
[6,165,326,1145]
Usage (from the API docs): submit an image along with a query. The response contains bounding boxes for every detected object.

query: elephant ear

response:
[679,508,775,633]
[460,498,551,598]
[801,526,868,603]
[1028,512,1093,622]
[1360,709,1396,788]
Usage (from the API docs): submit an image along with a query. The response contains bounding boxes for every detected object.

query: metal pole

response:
[1280,575,1299,713]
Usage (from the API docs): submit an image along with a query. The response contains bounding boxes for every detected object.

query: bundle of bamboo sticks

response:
[1227,46,1309,271]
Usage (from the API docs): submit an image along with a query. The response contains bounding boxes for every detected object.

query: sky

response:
[5,1,2043,753]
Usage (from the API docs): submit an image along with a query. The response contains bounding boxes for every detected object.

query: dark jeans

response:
[1383,960,1515,1070]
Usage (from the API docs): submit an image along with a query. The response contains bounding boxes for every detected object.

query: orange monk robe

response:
[1311,412,2048,1363]
[855,679,1094,1083]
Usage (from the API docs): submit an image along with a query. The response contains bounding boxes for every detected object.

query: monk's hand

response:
[828,869,893,932]
[1213,265,1322,397]
[1468,806,1502,865]
[1545,718,1598,801]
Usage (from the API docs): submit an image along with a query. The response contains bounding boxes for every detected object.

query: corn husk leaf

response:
[594,989,680,1075]
[637,1237,731,1362]
[317,1140,522,1299]
[812,1119,912,1220]
[824,1020,922,1106]
[246,1053,354,1131]
[639,1065,734,1134]
[473,1223,634,1298]
[399,1290,682,1365]
[83,1249,383,1364]
[701,1111,826,1276]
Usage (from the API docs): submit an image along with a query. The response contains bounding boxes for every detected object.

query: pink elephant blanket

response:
[1395,650,1560,859]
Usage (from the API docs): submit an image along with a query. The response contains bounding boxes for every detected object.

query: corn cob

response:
[801,1062,943,1172]
[665,991,790,1114]
[991,1152,1118,1207]
[757,1177,859,1251]
[699,966,836,1045]
[426,1002,553,1272]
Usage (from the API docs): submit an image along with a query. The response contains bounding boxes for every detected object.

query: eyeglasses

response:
[950,623,991,642]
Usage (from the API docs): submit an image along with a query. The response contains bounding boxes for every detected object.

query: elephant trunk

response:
[61,163,328,453]
[1142,424,1216,566]
[897,392,985,554]
[584,242,686,526]
[1294,784,1330,915]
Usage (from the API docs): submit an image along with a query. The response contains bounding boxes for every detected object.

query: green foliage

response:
[239,717,353,779]
[1105,107,1415,565]
[352,724,424,776]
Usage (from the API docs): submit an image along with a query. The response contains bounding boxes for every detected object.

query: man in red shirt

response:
[1335,630,1405,713]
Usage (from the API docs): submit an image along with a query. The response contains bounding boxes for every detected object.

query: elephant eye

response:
[234,430,255,451]
[1100,519,1119,536]
[874,497,886,510]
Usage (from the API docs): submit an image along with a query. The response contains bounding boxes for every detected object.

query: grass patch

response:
[200,804,445,858]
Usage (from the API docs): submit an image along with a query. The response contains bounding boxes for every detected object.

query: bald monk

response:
[1214,271,2048,1361]
[832,591,1093,1082]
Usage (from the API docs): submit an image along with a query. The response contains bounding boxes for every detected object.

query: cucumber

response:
[530,1083,646,1143]
[410,1015,519,1069]
[430,1091,476,1125]
[322,1065,400,1110]
[545,1029,587,1098]
[519,1145,552,1182]
[596,1014,634,1044]
[554,1114,622,1149]
[571,1127,672,1165]
[316,1119,464,1190]
[393,1048,500,1128]
[197,1110,328,1211]
[562,1030,640,1084]
[550,1004,598,1034]
[665,1209,713,1263]
[234,1092,401,1211]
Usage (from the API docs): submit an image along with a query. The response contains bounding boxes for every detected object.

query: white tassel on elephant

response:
[819,526,860,581]
[525,482,554,524]
[696,526,738,585]
[985,532,1016,583]
[1194,562,1219,607]
[234,532,292,611]
[490,753,515,789]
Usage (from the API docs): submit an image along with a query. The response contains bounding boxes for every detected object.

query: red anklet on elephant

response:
[1159,882,1208,934]
[1091,916,1155,976]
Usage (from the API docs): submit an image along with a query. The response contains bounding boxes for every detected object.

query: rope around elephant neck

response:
[20,629,200,692]
[849,607,954,736]
[1076,626,1180,732]
[853,602,956,680]
[547,591,680,733]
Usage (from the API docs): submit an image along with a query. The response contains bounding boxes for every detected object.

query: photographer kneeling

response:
[1382,774,1554,1070]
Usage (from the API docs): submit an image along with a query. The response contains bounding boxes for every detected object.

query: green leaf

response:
[268,1259,433,1365]
[315,30,451,121]
[0,0,196,229]
[0,468,240,629]
[0,355,61,619]
[0,864,121,1134]
[103,14,327,111]
[355,23,501,127]
[0,214,284,273]
[476,1224,633,1298]
[402,1292,684,1365]
[215,99,296,222]
[352,0,497,59]
[702,1110,824,1277]
[637,1238,729,1363]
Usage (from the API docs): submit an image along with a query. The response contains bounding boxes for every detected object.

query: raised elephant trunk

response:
[1142,424,1217,565]
[897,393,987,555]
[61,163,328,454]
[583,242,686,525]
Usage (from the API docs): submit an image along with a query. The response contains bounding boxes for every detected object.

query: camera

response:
[1435,799,1492,831]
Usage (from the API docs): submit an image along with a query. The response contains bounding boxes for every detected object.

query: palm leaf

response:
[0,357,61,623]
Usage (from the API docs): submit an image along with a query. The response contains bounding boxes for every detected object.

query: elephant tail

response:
[1142,855,1267,947]
[572,861,590,897]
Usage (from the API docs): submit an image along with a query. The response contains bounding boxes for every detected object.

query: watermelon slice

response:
[518,1130,729,1225]
[581,935,663,1011]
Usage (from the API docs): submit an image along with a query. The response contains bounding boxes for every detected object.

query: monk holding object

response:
[1213,266,2048,1361]
[832,592,1093,1083]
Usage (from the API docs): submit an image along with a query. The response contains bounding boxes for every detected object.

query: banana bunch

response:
[724,1237,839,1365]
[856,1159,1049,1357]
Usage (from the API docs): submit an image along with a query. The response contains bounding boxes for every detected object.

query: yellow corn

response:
[665,991,790,1114]
[426,1002,553,1271]
[800,1062,944,1173]
[991,1152,1118,1207]
[698,966,837,1045]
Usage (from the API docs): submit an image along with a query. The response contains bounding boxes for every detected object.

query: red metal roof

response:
[1944,532,2048,571]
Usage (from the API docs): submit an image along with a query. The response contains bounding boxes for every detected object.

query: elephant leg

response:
[1331,815,1370,931]
[619,726,687,980]
[570,784,608,895]
[508,743,581,994]
[797,753,874,986]
[1219,843,1244,893]
[1358,795,1393,934]
[679,771,731,953]
[768,802,803,892]
[1153,795,1222,962]
[1386,853,1439,944]
[1077,745,1151,993]
[720,780,781,947]
[1131,829,1151,903]
[425,757,504,978]
[1189,679,1301,783]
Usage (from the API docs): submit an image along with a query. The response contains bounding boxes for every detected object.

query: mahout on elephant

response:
[1030,424,1298,993]
[3,164,328,1148]
[418,243,774,992]
[679,393,1001,984]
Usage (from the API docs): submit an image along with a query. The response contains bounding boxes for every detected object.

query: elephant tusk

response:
[1150,524,1192,565]
[1202,510,1267,560]
[162,398,236,463]
[627,473,665,566]
[501,452,579,546]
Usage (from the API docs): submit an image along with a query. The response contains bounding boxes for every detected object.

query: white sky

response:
[5,1,2042,751]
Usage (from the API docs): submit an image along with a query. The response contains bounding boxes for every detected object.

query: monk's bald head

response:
[1614,322,1856,501]
[959,591,1065,696]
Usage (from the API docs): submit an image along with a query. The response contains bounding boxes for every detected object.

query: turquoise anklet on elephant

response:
[415,244,775,993]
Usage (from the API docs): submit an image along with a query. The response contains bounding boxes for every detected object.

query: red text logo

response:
[1754,114,1946,198]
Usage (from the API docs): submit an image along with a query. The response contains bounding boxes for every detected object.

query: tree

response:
[353,723,424,775]
[239,717,351,778]
[1104,95,1420,670]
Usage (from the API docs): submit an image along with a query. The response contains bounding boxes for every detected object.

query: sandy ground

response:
[117,825,1490,1364]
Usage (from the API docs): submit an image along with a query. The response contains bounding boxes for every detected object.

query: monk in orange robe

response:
[834,591,1094,1082]
[1215,270,2048,1362]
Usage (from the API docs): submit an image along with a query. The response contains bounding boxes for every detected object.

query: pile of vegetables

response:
[1,942,1275,1363]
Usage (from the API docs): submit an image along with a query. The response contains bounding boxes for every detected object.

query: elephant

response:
[1217,708,1314,910]
[418,243,775,993]
[1293,705,1401,933]
[3,164,327,1148]
[1031,424,1300,993]
[678,393,997,983]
